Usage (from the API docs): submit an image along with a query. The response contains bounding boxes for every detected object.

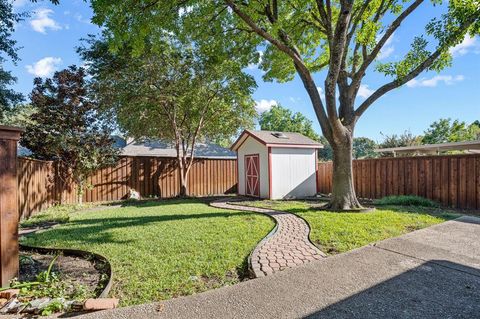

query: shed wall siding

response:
[237,137,269,198]
[270,148,317,199]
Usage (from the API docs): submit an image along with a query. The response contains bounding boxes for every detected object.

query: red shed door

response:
[245,154,260,197]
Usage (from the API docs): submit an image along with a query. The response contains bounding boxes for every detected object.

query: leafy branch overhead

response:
[91,0,479,133]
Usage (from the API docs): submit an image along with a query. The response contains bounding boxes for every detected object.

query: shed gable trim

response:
[231,130,324,151]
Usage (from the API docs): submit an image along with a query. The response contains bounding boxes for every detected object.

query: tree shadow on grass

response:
[239,198,464,221]
[103,196,235,209]
[377,205,461,220]
[21,210,259,247]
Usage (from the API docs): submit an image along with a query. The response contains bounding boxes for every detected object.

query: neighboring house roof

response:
[120,138,236,159]
[231,130,323,151]
[375,140,480,156]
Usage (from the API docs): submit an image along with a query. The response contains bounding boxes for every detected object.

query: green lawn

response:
[235,200,460,254]
[21,199,274,306]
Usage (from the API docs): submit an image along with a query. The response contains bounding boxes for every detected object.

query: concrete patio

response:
[82,215,480,319]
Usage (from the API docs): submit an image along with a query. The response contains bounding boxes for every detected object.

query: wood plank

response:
[458,157,467,209]
[450,157,458,208]
[466,157,476,209]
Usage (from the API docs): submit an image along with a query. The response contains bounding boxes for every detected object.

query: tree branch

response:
[354,48,442,118]
[324,1,353,124]
[353,0,424,84]
[224,0,332,138]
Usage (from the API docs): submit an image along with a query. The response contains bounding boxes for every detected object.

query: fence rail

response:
[317,154,480,210]
[18,156,238,219]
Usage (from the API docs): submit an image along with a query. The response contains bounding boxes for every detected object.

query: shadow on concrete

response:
[305,260,480,319]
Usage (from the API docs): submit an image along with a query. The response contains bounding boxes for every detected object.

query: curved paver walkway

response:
[211,198,326,277]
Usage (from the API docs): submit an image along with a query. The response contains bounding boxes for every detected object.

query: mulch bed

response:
[19,251,101,295]
[0,251,106,316]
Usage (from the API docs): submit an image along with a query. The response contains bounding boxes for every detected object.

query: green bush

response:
[374,195,440,208]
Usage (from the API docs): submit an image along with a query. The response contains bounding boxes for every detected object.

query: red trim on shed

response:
[231,131,267,151]
[265,143,323,149]
[236,155,240,195]
[315,149,319,193]
[268,147,272,199]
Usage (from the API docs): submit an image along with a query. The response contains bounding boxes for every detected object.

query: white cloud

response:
[255,99,277,113]
[13,0,28,8]
[449,35,478,56]
[26,57,62,77]
[316,87,325,100]
[377,33,395,60]
[407,75,464,88]
[357,84,374,99]
[289,97,301,104]
[74,13,91,25]
[30,8,62,34]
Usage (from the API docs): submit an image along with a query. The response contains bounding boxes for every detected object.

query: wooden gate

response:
[245,154,260,197]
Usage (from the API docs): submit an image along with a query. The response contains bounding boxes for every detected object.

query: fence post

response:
[0,125,23,287]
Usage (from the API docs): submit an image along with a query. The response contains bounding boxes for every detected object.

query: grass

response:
[235,200,460,254]
[20,204,93,228]
[20,199,274,306]
[374,195,440,207]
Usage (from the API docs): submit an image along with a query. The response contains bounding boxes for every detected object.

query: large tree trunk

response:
[327,135,363,210]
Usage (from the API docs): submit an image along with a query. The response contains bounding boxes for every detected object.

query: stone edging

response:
[210,198,326,278]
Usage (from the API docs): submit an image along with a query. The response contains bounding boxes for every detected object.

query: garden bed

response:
[0,248,111,316]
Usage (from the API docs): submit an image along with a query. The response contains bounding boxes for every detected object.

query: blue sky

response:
[8,0,480,142]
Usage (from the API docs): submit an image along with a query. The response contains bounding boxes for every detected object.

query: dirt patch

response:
[19,252,101,298]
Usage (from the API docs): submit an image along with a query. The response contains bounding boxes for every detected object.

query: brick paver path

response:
[211,198,326,278]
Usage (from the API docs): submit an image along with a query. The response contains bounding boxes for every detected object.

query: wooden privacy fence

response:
[18,156,238,219]
[317,154,480,210]
[18,153,480,219]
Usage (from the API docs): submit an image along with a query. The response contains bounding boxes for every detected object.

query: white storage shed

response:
[231,130,323,199]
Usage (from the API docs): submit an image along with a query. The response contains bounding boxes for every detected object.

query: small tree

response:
[21,66,118,205]
[80,39,256,197]
[259,105,321,141]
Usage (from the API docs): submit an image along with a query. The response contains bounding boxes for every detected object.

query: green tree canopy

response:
[423,118,480,144]
[353,137,378,159]
[0,103,37,128]
[259,105,321,141]
[21,66,119,204]
[0,0,26,119]
[79,37,257,196]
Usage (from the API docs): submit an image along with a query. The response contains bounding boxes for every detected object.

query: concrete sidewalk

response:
[83,216,480,319]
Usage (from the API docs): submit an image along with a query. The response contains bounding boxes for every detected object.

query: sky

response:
[8,0,480,142]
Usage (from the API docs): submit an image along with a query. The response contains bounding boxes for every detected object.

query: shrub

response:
[374,195,440,208]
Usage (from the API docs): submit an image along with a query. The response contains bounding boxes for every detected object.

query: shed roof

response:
[231,130,323,151]
[121,139,236,159]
